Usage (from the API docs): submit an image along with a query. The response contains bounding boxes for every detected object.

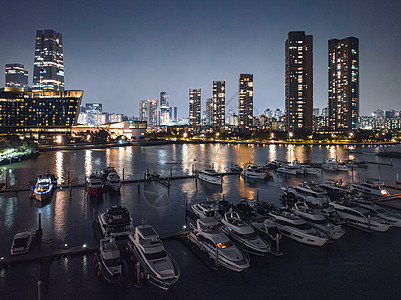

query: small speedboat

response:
[98,205,134,241]
[187,217,250,272]
[230,163,243,173]
[293,202,345,240]
[85,172,103,197]
[221,212,270,255]
[95,236,123,282]
[322,158,348,172]
[268,209,328,246]
[33,174,55,201]
[128,225,180,289]
[11,231,34,255]
[276,166,297,175]
[197,166,222,185]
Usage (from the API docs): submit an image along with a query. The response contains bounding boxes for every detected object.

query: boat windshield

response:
[144,250,167,260]
[237,232,258,239]
[14,237,29,248]
[104,257,121,267]
[204,211,216,217]
[200,223,221,233]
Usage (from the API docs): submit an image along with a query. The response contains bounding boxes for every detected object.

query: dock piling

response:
[37,280,43,300]
[276,233,280,253]
[214,248,219,269]
[38,213,42,230]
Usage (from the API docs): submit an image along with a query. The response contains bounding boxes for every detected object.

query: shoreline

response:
[37,139,401,152]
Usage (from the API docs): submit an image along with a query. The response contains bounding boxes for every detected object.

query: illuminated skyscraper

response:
[160,91,171,125]
[328,37,359,132]
[189,88,201,126]
[212,81,225,127]
[33,29,64,92]
[238,74,253,128]
[139,99,159,127]
[86,103,102,126]
[5,64,28,88]
[205,98,213,126]
[285,31,313,131]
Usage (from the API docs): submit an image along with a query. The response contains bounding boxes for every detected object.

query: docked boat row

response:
[96,205,180,289]
[85,166,122,196]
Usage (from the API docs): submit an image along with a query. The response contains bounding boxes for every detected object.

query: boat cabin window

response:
[200,223,221,233]
[104,257,121,267]
[144,250,167,260]
[14,237,29,248]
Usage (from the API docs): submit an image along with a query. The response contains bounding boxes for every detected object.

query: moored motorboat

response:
[293,202,345,240]
[11,231,35,255]
[241,164,272,181]
[329,201,391,232]
[33,174,55,201]
[221,211,270,255]
[351,180,390,197]
[268,209,328,246]
[281,183,330,208]
[128,225,180,289]
[98,205,134,241]
[322,158,348,172]
[95,236,123,282]
[101,166,121,191]
[187,217,250,272]
[230,162,243,173]
[276,166,297,175]
[85,172,103,197]
[350,199,401,227]
[197,166,222,185]
[191,200,220,219]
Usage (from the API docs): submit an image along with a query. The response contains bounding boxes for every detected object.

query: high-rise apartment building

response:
[238,74,253,128]
[189,89,201,126]
[285,31,313,131]
[205,98,213,126]
[33,29,64,92]
[160,91,171,125]
[86,103,102,126]
[5,64,28,88]
[139,99,159,127]
[212,81,225,127]
[328,37,359,132]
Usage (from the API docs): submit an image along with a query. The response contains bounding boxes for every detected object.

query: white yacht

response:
[33,174,55,201]
[350,199,401,227]
[197,166,222,185]
[293,202,345,240]
[241,164,271,180]
[276,166,297,175]
[322,158,348,172]
[329,201,391,232]
[191,200,220,219]
[281,183,330,207]
[101,166,121,191]
[250,218,282,243]
[98,205,134,241]
[188,217,250,272]
[85,172,103,197]
[11,231,34,255]
[351,180,390,197]
[291,160,321,175]
[95,236,123,281]
[221,212,270,255]
[268,209,328,246]
[128,225,180,289]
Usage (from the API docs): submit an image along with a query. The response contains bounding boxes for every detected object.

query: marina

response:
[1,143,401,299]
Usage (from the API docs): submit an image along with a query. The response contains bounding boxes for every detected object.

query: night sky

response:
[1,0,400,117]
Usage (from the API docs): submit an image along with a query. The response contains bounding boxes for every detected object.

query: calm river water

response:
[1,143,401,299]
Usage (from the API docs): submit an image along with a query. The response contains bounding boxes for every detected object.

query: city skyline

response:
[1,0,400,117]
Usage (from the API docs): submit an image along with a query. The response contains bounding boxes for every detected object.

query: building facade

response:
[189,88,201,126]
[238,74,253,128]
[86,103,102,126]
[328,37,359,132]
[212,81,225,127]
[5,64,28,89]
[0,88,82,138]
[285,31,313,132]
[33,29,64,92]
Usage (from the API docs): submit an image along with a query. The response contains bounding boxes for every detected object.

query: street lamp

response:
[289,132,293,144]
